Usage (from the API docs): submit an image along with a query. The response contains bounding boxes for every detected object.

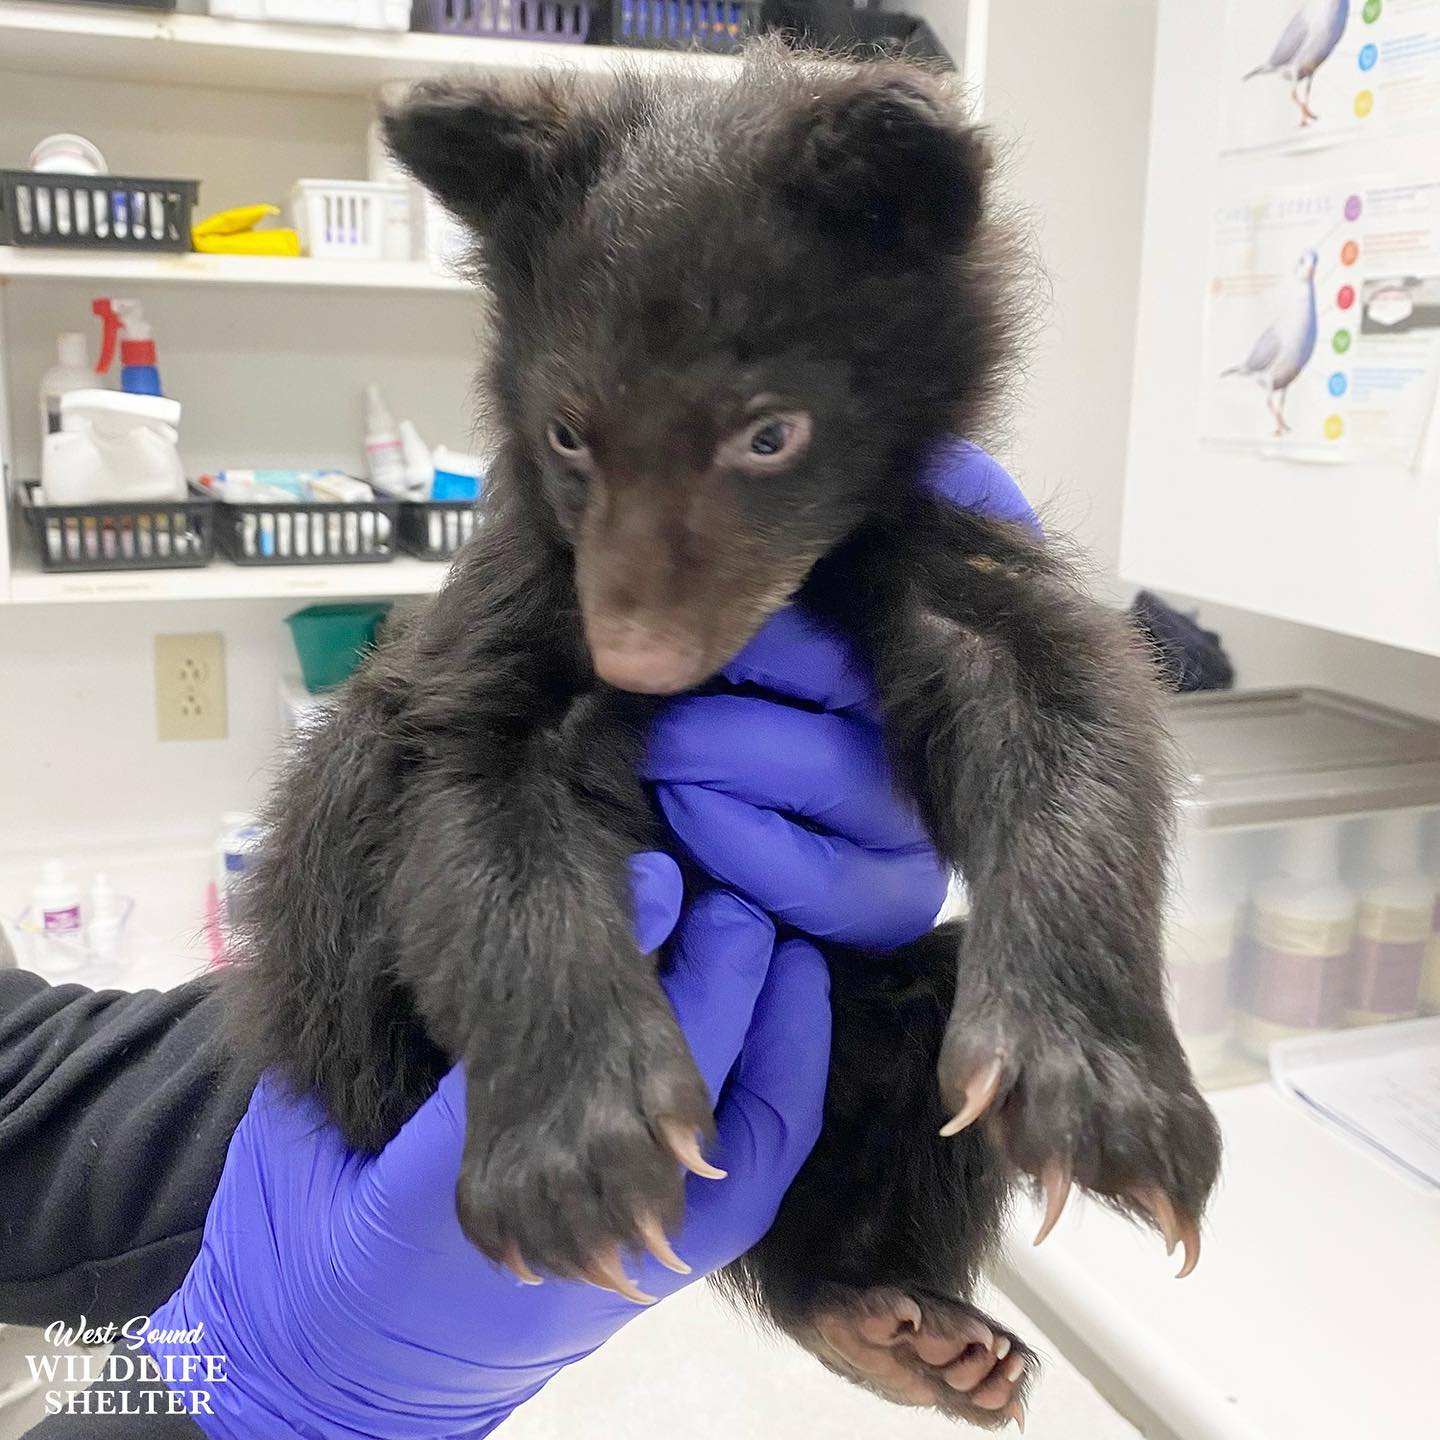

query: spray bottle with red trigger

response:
[92,298,163,397]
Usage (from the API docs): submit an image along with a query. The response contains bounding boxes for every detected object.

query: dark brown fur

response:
[229,45,1220,1427]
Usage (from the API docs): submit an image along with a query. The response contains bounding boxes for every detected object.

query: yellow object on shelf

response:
[194,230,301,257]
[192,203,300,258]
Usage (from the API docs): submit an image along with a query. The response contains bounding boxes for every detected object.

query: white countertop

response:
[0,837,215,994]
[1000,1080,1440,1440]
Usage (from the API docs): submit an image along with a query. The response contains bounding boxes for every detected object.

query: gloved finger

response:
[645,696,931,850]
[659,889,776,1103]
[358,1062,468,1244]
[719,606,878,718]
[627,850,684,954]
[921,438,1042,533]
[710,938,831,1186]
[656,784,947,948]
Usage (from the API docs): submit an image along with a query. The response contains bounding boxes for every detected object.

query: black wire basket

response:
[208,490,401,567]
[412,0,591,40]
[389,497,480,560]
[22,482,214,574]
[0,171,199,252]
[762,3,951,64]
[608,1,762,51]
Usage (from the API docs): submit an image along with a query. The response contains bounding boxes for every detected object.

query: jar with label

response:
[1420,809,1440,1015]
[1237,821,1356,1059]
[26,859,86,974]
[1164,830,1239,1075]
[1346,811,1433,1026]
[215,811,264,944]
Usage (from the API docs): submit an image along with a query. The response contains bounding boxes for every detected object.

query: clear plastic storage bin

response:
[1164,688,1440,1088]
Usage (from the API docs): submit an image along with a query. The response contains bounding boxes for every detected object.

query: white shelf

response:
[0,247,470,292]
[0,3,741,97]
[5,548,448,605]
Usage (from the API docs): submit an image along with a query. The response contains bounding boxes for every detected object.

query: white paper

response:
[1271,1016,1440,1191]
[1202,175,1440,462]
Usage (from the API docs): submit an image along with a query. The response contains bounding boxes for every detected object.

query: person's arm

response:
[0,969,253,1328]
[0,968,252,1439]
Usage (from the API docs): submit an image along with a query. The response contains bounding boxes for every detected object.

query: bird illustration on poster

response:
[1243,0,1351,126]
[1221,249,1320,435]
[1204,177,1440,464]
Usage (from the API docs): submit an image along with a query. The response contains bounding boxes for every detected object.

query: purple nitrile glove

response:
[922,437,1040,530]
[644,438,1038,949]
[144,856,829,1440]
[645,625,947,947]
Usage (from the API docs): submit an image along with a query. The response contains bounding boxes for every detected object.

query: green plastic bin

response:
[286,603,390,693]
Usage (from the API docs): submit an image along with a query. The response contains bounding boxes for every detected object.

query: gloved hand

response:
[645,609,948,947]
[146,859,829,1439]
[644,436,1038,948]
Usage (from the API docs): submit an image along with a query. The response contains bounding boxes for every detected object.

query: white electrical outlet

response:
[155,632,227,742]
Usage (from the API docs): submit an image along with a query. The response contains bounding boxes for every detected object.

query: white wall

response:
[897,0,1161,593]
[910,0,1440,720]
[0,599,295,852]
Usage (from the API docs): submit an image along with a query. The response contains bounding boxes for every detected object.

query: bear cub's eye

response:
[750,422,787,456]
[547,418,588,457]
[725,408,813,471]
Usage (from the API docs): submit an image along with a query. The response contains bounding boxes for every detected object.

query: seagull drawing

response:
[1244,0,1350,126]
[1222,249,1319,437]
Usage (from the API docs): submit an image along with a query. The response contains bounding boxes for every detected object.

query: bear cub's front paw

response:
[454,1009,715,1301]
[937,991,1221,1274]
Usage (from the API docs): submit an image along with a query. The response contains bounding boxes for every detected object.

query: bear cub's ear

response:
[781,71,991,256]
[381,73,597,232]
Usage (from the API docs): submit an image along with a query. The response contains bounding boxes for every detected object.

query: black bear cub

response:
[232,43,1221,1429]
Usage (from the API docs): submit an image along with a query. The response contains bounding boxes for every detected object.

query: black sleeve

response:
[1,965,258,1438]
[0,966,254,1326]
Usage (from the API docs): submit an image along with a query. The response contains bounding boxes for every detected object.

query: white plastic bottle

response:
[398,419,433,497]
[31,860,83,970]
[39,332,92,438]
[86,873,126,963]
[1238,820,1356,1059]
[42,390,185,504]
[364,384,407,493]
[1346,810,1432,1025]
[215,812,264,939]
